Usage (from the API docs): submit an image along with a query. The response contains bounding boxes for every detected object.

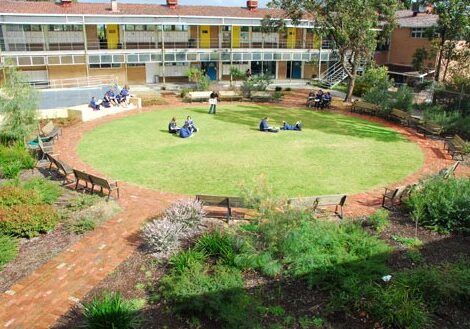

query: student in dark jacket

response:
[168,117,180,134]
[259,117,279,132]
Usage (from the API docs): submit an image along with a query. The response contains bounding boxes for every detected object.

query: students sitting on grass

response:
[179,126,193,138]
[281,121,302,131]
[184,116,198,133]
[89,96,102,111]
[307,91,316,108]
[259,117,279,133]
[168,117,180,134]
[314,90,324,108]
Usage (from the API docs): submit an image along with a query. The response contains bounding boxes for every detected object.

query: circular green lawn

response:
[77,105,424,197]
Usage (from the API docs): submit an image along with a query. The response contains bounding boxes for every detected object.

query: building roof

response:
[0,0,285,18]
[396,10,438,28]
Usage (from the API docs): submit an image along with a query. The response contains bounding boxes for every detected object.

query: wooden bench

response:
[416,121,443,137]
[351,101,379,115]
[37,135,54,161]
[39,121,61,142]
[45,153,74,184]
[382,184,415,209]
[389,108,412,126]
[73,169,119,200]
[444,135,466,161]
[288,194,347,219]
[219,91,242,101]
[184,91,211,103]
[196,195,246,223]
[251,91,273,102]
[437,161,460,179]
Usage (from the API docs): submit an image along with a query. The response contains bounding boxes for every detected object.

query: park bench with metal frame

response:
[45,153,74,184]
[288,194,347,219]
[444,135,466,161]
[196,195,246,223]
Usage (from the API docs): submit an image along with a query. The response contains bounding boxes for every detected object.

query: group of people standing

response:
[307,90,332,109]
[89,85,131,111]
[168,116,198,138]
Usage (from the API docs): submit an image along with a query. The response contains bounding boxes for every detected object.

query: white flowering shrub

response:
[162,199,205,228]
[141,220,186,258]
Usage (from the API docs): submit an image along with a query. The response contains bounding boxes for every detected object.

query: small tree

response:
[185,66,210,91]
[361,66,394,113]
[394,85,414,112]
[229,67,246,87]
[412,47,432,73]
[0,65,38,143]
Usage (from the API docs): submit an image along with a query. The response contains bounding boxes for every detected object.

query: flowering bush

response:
[141,220,186,258]
[161,199,205,229]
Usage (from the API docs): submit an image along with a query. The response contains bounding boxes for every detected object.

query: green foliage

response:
[360,66,394,113]
[185,66,210,91]
[0,186,41,207]
[234,250,282,277]
[391,235,423,248]
[229,67,246,82]
[274,86,283,92]
[422,105,462,134]
[393,85,414,112]
[368,208,390,233]
[69,218,96,234]
[406,176,470,233]
[0,234,18,269]
[412,48,431,73]
[241,74,272,97]
[0,144,35,178]
[22,177,62,204]
[195,231,235,265]
[0,65,38,143]
[402,250,424,264]
[169,249,207,274]
[161,263,258,328]
[180,87,193,98]
[0,204,59,238]
[82,292,143,329]
[66,194,100,211]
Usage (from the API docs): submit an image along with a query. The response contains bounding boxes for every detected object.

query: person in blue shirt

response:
[259,117,279,132]
[280,121,302,131]
[119,85,130,106]
[179,126,193,138]
[104,89,118,107]
[322,92,332,109]
[184,116,198,133]
[89,96,101,111]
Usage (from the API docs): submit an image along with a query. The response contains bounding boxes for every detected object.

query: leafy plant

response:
[391,235,423,248]
[368,208,390,233]
[0,204,59,238]
[406,176,470,233]
[240,74,272,97]
[82,292,143,329]
[22,177,62,204]
[0,160,23,179]
[69,218,96,234]
[141,219,186,258]
[66,194,100,211]
[0,234,18,269]
[393,85,414,112]
[169,249,207,275]
[161,199,205,229]
[0,186,41,208]
[195,231,235,265]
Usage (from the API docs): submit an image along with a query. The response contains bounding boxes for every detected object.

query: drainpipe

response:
[161,24,166,84]
[82,18,89,79]
[318,34,322,79]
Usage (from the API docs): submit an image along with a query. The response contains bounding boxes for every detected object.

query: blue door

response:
[292,61,302,79]
[207,62,217,80]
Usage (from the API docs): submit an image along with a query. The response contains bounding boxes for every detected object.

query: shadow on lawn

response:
[203,105,407,143]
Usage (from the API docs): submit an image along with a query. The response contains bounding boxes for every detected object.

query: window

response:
[222,26,231,32]
[125,25,135,31]
[241,26,250,32]
[411,27,426,38]
[6,25,22,32]
[163,25,188,31]
[252,26,262,32]
[23,25,41,32]
[48,25,82,32]
[89,63,121,68]
[135,25,145,31]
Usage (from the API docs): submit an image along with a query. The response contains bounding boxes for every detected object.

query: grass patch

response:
[368,208,390,233]
[392,235,423,248]
[22,177,62,204]
[68,218,96,234]
[78,105,423,196]
[0,234,18,269]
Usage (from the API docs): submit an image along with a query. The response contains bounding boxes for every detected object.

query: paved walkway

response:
[0,93,468,328]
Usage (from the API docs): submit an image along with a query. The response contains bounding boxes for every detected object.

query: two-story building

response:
[0,0,338,86]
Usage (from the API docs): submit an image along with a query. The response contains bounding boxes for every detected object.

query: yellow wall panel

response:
[200,25,210,48]
[106,24,119,49]
[232,26,240,48]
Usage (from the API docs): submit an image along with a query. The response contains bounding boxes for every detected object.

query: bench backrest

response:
[287,196,318,208]
[315,194,347,207]
[89,174,112,189]
[42,121,55,136]
[391,108,410,119]
[73,169,91,183]
[220,91,237,97]
[425,122,443,132]
[354,101,378,110]
[188,91,211,98]
[454,135,465,146]
[252,91,271,97]
[48,153,71,173]
[196,195,244,208]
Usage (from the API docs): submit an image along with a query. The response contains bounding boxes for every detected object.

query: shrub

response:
[22,177,62,204]
[355,65,393,97]
[141,219,186,258]
[368,209,390,233]
[0,186,41,208]
[66,194,100,211]
[70,218,96,234]
[0,234,18,269]
[0,160,23,179]
[391,235,423,248]
[285,87,292,91]
[241,74,272,97]
[0,204,60,238]
[234,251,282,277]
[0,144,35,168]
[393,85,414,112]
[406,177,470,233]
[422,105,462,134]
[169,249,207,274]
[195,231,236,265]
[180,87,192,98]
[275,86,283,91]
[82,292,142,329]
[161,199,204,229]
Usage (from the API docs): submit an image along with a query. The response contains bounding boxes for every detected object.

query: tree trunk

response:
[434,38,445,82]
[345,73,356,102]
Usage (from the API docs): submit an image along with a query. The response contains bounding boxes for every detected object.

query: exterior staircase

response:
[318,60,365,89]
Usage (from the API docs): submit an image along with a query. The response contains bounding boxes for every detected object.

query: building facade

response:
[0,0,339,86]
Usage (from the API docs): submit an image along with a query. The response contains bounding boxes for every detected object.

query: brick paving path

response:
[0,93,468,329]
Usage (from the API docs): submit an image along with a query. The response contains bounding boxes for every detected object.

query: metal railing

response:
[0,38,335,52]
[41,75,118,89]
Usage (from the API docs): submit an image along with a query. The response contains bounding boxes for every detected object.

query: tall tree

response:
[428,0,470,81]
[268,0,398,101]
[0,64,38,143]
